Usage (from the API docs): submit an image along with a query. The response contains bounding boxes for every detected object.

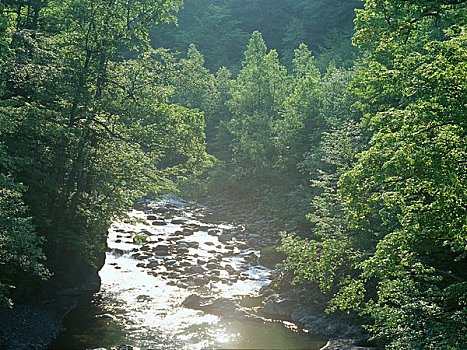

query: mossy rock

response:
[133,234,148,245]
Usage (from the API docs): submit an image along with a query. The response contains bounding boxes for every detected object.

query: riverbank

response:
[0,304,62,349]
[1,193,372,349]
[198,192,375,349]
[0,272,102,349]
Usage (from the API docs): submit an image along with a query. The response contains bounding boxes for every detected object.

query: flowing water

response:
[50,196,326,349]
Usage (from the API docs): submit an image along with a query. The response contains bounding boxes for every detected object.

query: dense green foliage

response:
[1,0,465,348]
[151,0,361,71]
[0,175,48,306]
[280,1,467,348]
[0,0,210,305]
[150,1,467,348]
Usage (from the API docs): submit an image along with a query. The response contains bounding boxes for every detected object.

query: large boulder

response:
[154,206,169,214]
[218,234,232,244]
[152,219,167,226]
[181,294,256,320]
[182,228,194,236]
[261,294,295,320]
[292,309,365,339]
[187,265,206,274]
[243,252,259,265]
[181,294,204,309]
[207,228,221,236]
[258,245,286,269]
[172,217,189,225]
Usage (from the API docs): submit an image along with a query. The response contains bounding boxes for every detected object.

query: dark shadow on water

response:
[49,295,128,350]
[49,293,326,350]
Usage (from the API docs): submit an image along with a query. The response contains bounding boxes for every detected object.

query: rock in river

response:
[258,245,286,269]
[172,217,189,224]
[243,251,259,265]
[154,244,170,256]
[218,234,232,243]
[320,339,376,350]
[154,206,169,214]
[187,265,206,274]
[208,228,221,236]
[152,219,167,226]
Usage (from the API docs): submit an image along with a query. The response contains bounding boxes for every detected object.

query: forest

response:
[0,0,466,349]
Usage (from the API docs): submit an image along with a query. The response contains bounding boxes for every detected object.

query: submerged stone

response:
[152,219,167,226]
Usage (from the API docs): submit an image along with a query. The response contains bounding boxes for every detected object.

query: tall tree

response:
[227,31,287,185]
[0,0,210,301]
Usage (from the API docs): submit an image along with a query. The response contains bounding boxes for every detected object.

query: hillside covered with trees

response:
[1,0,466,349]
[151,0,362,71]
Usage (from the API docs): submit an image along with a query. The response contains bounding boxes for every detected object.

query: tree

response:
[227,31,287,184]
[0,1,50,306]
[337,5,467,345]
[274,43,321,166]
[152,0,361,71]
[170,44,216,111]
[281,1,467,348]
[0,80,49,305]
[280,19,307,67]
[205,66,234,159]
[279,64,360,287]
[158,2,248,71]
[0,0,209,300]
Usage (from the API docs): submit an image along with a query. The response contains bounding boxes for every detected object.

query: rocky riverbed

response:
[118,195,278,293]
[3,194,373,350]
[50,195,327,349]
[200,194,374,347]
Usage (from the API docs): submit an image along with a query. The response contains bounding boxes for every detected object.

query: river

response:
[50,196,326,349]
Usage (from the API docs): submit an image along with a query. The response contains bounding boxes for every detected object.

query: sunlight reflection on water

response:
[50,197,326,350]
